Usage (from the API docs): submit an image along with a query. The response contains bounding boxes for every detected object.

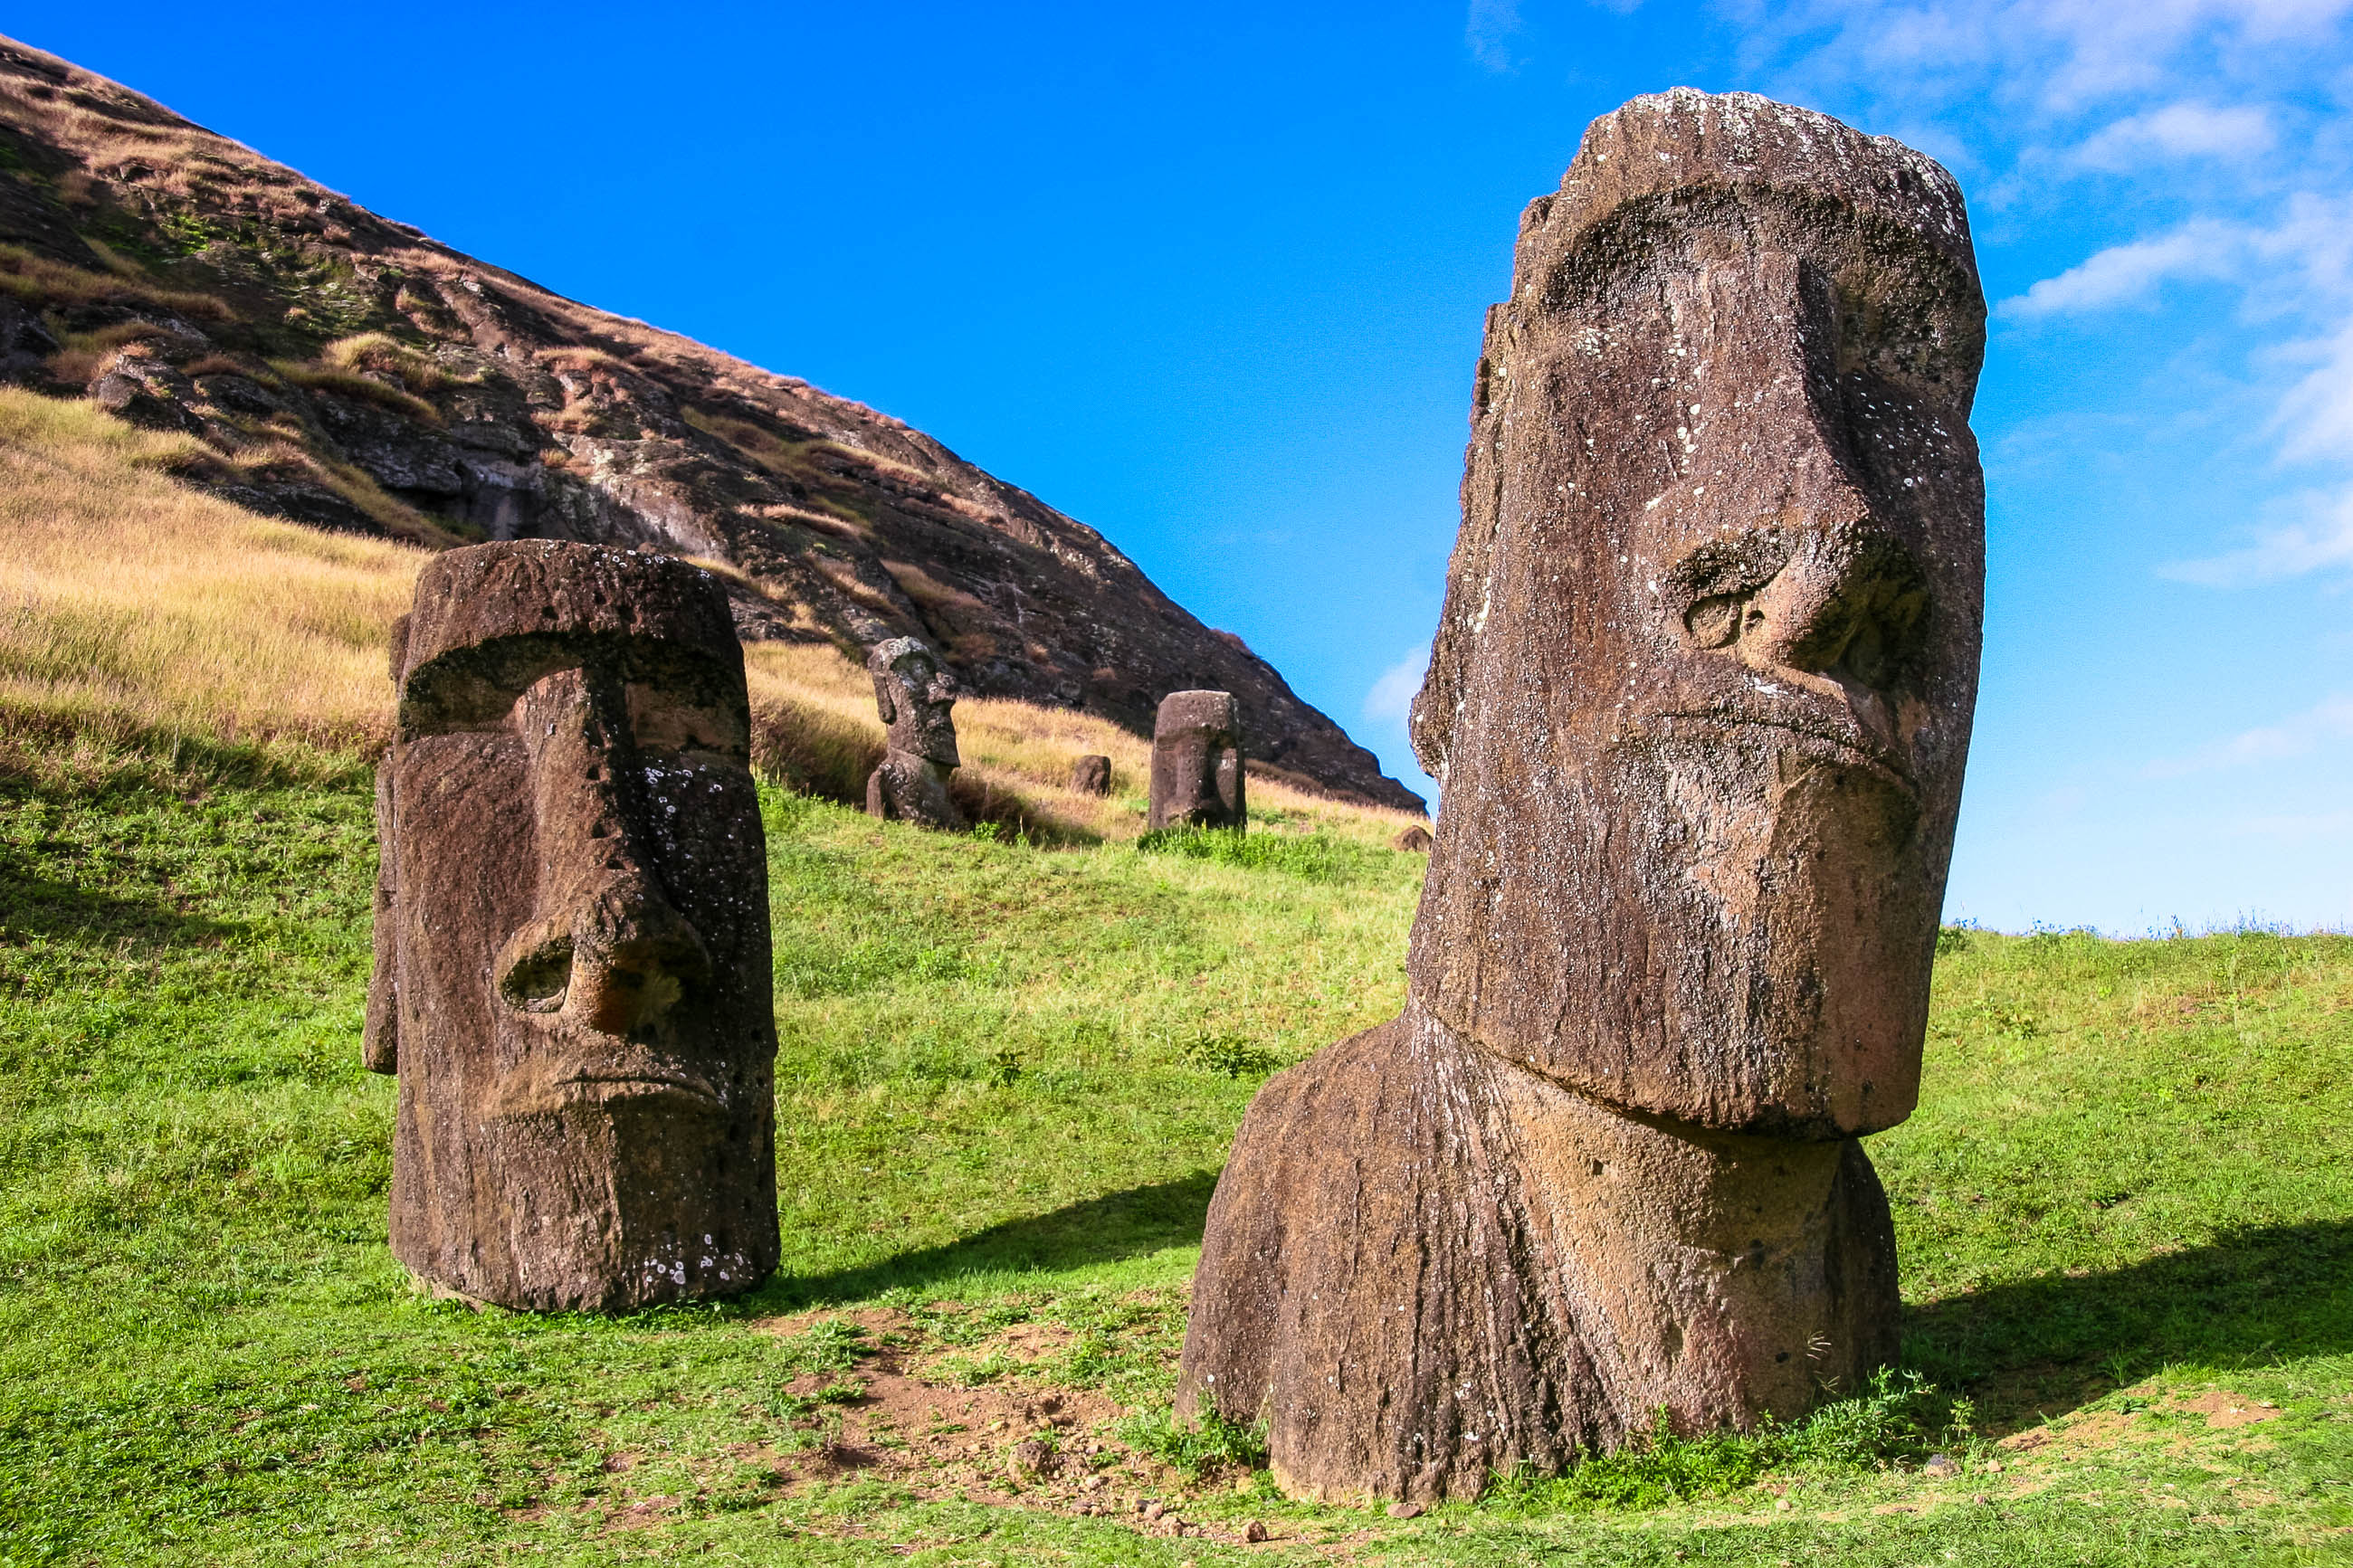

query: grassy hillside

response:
[1,386,2348,1563]
[0,746,2348,1566]
[0,385,1422,843]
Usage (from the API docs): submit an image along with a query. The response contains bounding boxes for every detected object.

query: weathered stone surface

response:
[0,37,1424,812]
[1391,824,1433,853]
[1148,690,1245,832]
[365,538,779,1312]
[863,636,966,830]
[1069,755,1112,796]
[1178,89,1985,1502]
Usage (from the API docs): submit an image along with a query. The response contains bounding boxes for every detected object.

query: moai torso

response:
[1148,690,1245,832]
[864,637,966,831]
[366,540,779,1312]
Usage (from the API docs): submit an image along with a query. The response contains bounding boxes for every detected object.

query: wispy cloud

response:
[1996,218,2243,317]
[1364,644,1430,724]
[2072,100,2274,167]
[1465,0,1523,71]
[2145,691,2353,774]
[1736,0,2353,112]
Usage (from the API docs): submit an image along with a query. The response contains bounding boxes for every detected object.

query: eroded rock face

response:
[1148,690,1245,832]
[864,636,966,830]
[365,539,779,1312]
[1178,89,1986,1502]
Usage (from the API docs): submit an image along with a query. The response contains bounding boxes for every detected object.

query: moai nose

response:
[499,666,713,1034]
[1739,527,1924,690]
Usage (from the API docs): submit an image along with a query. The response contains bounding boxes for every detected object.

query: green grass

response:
[2,750,2349,1563]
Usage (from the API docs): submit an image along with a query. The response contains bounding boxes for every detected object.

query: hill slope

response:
[0,34,1420,811]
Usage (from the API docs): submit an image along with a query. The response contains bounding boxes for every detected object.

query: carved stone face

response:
[869,637,960,766]
[367,541,779,1311]
[1149,689,1246,832]
[1408,91,1986,1139]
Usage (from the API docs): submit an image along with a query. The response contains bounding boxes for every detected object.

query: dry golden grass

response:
[738,641,1427,847]
[0,384,1421,839]
[0,387,421,766]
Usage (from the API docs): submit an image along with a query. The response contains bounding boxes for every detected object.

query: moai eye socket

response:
[1685,594,1743,650]
[500,937,575,1013]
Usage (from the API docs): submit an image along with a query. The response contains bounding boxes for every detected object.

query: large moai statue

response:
[1148,690,1245,832]
[365,540,781,1312]
[1177,90,1986,1503]
[864,637,966,830]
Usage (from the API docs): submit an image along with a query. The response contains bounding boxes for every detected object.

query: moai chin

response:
[1148,690,1245,832]
[1178,89,1986,1503]
[864,637,966,831]
[365,539,781,1312]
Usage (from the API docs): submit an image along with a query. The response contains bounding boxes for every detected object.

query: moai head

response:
[1149,690,1245,832]
[366,540,779,1311]
[1070,755,1112,796]
[867,637,960,765]
[1407,90,1986,1139]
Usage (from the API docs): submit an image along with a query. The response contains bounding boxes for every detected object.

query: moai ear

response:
[386,613,413,689]
[874,676,898,727]
[363,763,398,1074]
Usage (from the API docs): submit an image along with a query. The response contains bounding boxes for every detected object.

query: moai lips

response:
[1148,690,1245,832]
[864,636,966,830]
[366,539,779,1312]
[1178,90,1985,1503]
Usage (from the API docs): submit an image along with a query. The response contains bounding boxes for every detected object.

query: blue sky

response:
[18,2,2353,931]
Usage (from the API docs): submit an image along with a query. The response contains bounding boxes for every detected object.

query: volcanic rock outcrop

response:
[365,539,780,1312]
[1148,689,1246,832]
[0,34,1419,810]
[864,636,966,830]
[1176,89,1986,1502]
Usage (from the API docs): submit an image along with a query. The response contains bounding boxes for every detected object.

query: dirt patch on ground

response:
[729,1305,1273,1549]
[2174,1389,2283,1429]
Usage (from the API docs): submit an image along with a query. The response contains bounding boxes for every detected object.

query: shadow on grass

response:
[747,1185,2351,1421]
[0,849,241,947]
[1902,1218,2353,1425]
[749,1169,1221,1310]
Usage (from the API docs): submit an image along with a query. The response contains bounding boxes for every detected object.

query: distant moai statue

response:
[1070,755,1113,796]
[1148,690,1245,832]
[1391,823,1433,853]
[1177,90,1987,1503]
[864,637,966,830]
[365,539,780,1313]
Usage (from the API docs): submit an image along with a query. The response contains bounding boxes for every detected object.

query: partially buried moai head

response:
[365,540,779,1312]
[1149,689,1244,832]
[868,637,960,766]
[1407,89,1986,1139]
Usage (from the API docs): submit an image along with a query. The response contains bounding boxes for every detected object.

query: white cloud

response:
[1738,0,2353,111]
[2161,487,2353,584]
[2274,319,2353,463]
[1364,644,1430,724]
[2073,100,2274,167]
[1996,219,2243,318]
[2144,691,2353,774]
[1465,0,1522,71]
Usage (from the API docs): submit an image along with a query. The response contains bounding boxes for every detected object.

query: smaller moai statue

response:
[865,637,966,830]
[1070,755,1112,796]
[1391,824,1434,853]
[1148,689,1245,832]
